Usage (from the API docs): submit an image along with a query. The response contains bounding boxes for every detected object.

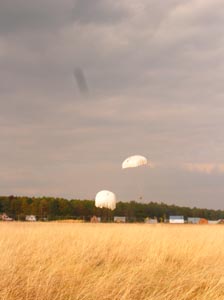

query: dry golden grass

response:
[1,223,224,300]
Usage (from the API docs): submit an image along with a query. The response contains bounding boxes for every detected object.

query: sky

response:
[1,0,224,209]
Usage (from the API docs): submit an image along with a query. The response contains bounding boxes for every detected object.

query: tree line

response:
[0,195,224,222]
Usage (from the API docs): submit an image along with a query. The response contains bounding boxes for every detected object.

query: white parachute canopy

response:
[95,190,116,210]
[122,155,148,169]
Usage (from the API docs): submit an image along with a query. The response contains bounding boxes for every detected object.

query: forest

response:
[0,195,224,222]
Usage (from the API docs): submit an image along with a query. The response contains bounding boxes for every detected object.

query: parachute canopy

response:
[95,190,116,210]
[122,155,148,169]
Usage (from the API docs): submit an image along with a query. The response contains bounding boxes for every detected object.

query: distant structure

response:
[169,216,184,224]
[0,213,13,221]
[208,219,224,224]
[25,215,37,222]
[188,217,200,224]
[90,216,101,223]
[114,216,126,223]
[145,217,158,224]
[199,218,208,224]
[208,220,219,224]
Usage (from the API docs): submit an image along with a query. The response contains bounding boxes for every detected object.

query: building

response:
[208,219,224,224]
[199,218,208,224]
[90,216,101,223]
[208,220,219,224]
[169,216,184,224]
[145,217,158,224]
[25,215,37,222]
[188,217,200,224]
[114,216,126,223]
[0,213,13,221]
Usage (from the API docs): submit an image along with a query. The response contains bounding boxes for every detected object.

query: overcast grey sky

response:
[1,0,224,209]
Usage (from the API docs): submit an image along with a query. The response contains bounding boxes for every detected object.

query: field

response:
[1,223,224,300]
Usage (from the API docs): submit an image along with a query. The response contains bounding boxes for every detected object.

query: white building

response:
[169,216,184,224]
[208,220,219,224]
[25,215,37,222]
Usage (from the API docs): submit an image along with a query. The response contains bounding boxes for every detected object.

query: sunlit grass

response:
[1,223,224,300]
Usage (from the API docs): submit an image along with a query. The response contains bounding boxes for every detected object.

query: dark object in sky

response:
[74,67,89,94]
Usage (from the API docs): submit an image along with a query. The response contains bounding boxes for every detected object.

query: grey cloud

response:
[72,0,127,24]
[0,0,73,34]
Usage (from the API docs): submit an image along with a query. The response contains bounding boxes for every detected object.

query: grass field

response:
[1,223,224,300]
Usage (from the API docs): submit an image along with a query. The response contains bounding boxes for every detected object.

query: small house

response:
[145,217,158,224]
[25,215,37,222]
[0,213,13,221]
[188,217,200,224]
[114,216,126,223]
[169,216,184,224]
[208,220,219,224]
[199,218,208,224]
[90,216,101,223]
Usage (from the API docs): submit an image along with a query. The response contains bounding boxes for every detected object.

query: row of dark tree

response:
[0,195,223,222]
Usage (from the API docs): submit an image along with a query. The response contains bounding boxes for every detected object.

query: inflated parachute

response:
[122,155,148,169]
[122,155,149,201]
[95,190,116,210]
